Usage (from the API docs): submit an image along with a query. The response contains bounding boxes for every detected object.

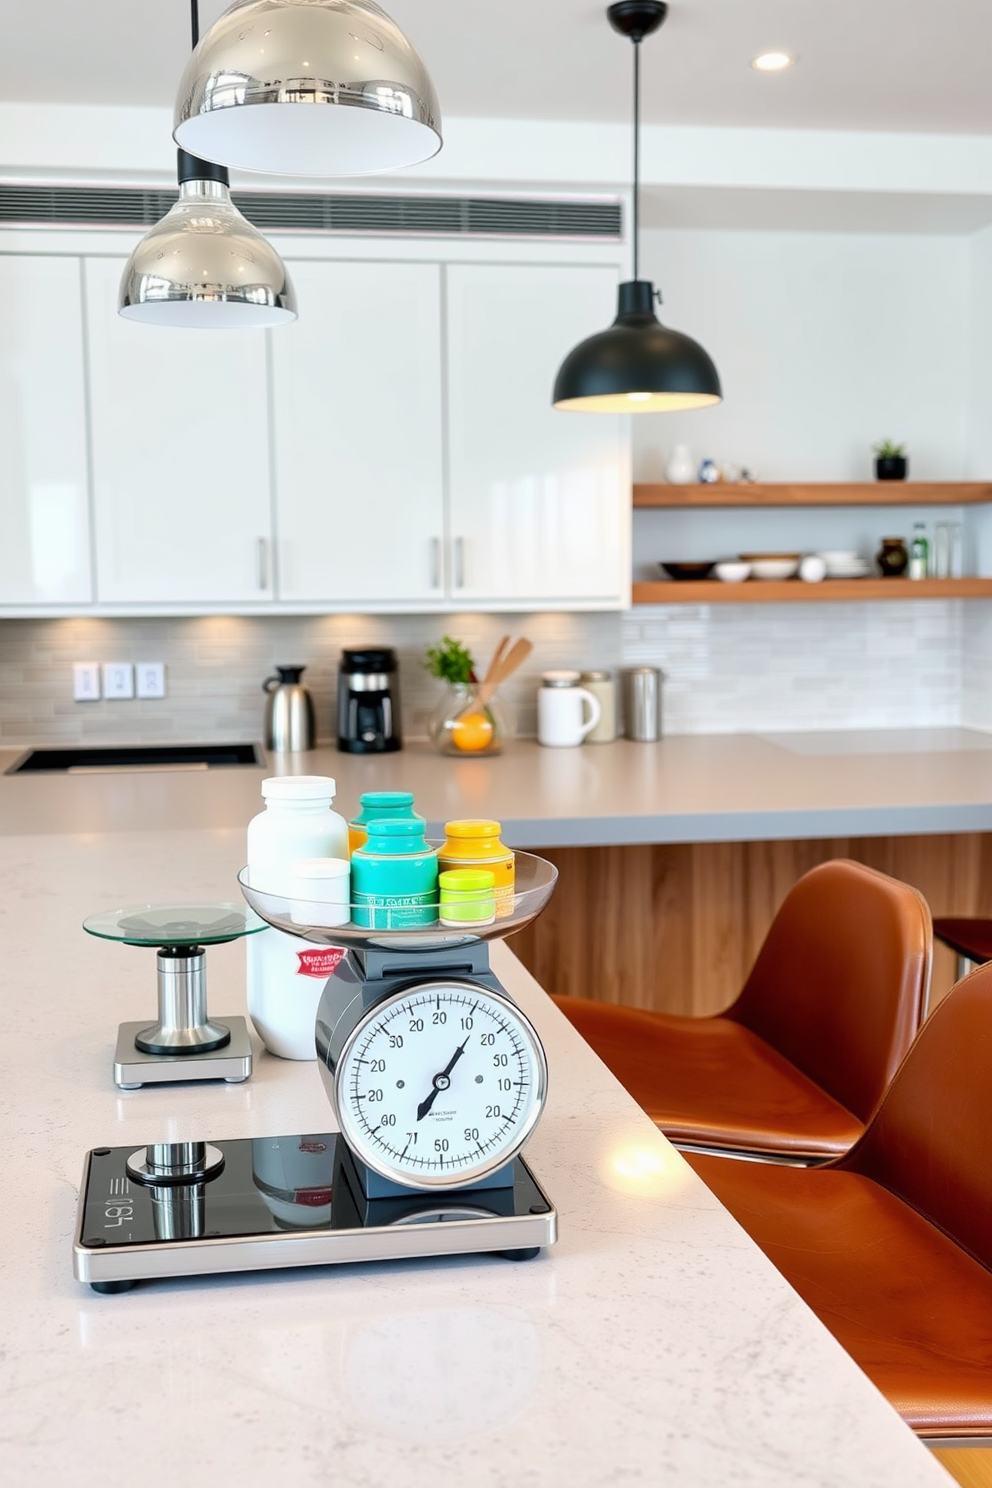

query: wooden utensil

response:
[476,637,533,708]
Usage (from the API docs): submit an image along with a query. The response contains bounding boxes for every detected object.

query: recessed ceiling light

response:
[751,51,797,72]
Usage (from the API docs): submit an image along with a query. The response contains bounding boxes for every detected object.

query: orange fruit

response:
[451,711,494,753]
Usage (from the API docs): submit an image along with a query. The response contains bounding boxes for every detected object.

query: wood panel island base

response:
[512,833,992,1016]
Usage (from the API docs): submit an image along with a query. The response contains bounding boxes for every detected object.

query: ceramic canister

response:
[348,790,423,854]
[350,818,439,929]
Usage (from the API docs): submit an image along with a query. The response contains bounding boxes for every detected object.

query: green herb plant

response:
[424,635,476,685]
[872,439,907,459]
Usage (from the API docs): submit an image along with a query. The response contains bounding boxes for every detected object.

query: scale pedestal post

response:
[83,903,260,1089]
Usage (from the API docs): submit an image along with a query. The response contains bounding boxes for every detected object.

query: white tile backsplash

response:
[0,598,986,746]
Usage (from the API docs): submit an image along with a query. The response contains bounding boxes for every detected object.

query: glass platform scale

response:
[74,853,560,1292]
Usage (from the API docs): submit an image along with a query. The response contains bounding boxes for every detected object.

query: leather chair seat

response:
[932,917,992,965]
[554,859,931,1161]
[554,997,862,1158]
[687,1153,992,1436]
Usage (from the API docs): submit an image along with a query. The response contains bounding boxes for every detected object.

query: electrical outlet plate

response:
[103,663,135,701]
[136,662,166,700]
[72,663,101,702]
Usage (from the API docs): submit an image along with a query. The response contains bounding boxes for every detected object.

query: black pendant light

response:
[553,1,722,413]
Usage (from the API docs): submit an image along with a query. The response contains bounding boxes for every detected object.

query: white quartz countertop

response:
[0,823,953,1487]
[2,726,992,846]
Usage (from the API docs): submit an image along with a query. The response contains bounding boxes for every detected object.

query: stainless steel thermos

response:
[621,666,663,742]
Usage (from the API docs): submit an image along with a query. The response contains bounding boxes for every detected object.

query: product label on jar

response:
[296,947,348,979]
[352,890,436,930]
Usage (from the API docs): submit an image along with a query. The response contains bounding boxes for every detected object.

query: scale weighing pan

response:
[236,849,558,952]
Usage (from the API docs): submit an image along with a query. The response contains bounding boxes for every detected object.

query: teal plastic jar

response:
[348,791,424,855]
[350,819,439,929]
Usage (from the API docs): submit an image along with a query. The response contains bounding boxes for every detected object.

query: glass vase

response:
[428,682,513,757]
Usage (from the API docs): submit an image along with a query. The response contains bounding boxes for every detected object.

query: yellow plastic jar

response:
[438,819,515,919]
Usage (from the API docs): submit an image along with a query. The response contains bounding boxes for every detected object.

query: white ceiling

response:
[2,0,991,136]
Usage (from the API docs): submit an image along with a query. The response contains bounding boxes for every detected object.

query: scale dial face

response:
[335,981,548,1189]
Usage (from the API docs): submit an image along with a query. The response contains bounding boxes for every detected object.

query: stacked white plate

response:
[817,550,873,579]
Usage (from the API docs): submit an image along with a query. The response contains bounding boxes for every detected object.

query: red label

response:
[293,1189,332,1207]
[296,947,347,979]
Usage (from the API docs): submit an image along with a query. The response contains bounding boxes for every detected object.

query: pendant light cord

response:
[632,33,641,282]
[190,0,199,48]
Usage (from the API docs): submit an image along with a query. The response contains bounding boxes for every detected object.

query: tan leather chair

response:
[685,961,992,1439]
[554,859,931,1160]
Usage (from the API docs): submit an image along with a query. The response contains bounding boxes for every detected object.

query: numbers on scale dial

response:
[341,986,543,1180]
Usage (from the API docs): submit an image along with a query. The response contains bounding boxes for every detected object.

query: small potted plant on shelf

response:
[873,439,908,481]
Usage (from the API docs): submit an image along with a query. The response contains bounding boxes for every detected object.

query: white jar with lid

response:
[579,670,617,743]
[247,776,349,1060]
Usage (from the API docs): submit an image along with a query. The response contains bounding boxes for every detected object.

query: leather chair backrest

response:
[840,961,992,1274]
[726,860,931,1123]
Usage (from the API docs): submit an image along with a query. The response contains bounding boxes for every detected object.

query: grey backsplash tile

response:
[0,597,984,745]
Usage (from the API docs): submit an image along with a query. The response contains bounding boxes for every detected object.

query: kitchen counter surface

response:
[2,726,992,846]
[0,820,955,1488]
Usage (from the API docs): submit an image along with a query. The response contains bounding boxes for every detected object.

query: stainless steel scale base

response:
[114,1016,252,1089]
[74,1135,557,1292]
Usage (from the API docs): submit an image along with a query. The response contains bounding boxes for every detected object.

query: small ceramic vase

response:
[698,459,720,484]
[876,538,909,577]
[664,445,695,484]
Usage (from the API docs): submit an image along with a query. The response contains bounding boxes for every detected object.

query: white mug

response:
[538,675,602,747]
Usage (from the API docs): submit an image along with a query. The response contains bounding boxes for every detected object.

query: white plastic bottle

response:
[246,776,349,1060]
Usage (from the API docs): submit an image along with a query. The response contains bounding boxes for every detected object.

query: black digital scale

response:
[74,1134,556,1293]
[74,854,560,1293]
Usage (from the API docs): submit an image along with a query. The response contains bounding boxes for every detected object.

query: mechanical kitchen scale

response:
[74,853,560,1292]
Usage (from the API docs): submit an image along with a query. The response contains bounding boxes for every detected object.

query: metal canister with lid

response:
[621,667,663,742]
[579,670,617,743]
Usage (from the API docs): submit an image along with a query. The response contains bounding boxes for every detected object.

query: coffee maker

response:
[336,649,402,753]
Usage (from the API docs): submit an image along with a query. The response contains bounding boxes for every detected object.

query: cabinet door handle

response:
[430,536,442,589]
[257,537,270,591]
[454,536,466,589]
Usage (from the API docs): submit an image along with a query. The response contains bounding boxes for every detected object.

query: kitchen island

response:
[3,725,991,1012]
[0,802,957,1487]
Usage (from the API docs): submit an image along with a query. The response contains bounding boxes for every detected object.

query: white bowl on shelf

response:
[739,553,801,581]
[714,560,751,583]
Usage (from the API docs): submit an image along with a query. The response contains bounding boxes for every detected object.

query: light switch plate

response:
[103,662,135,701]
[136,662,166,699]
[72,663,101,702]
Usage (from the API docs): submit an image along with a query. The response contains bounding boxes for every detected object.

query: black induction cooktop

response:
[6,743,264,774]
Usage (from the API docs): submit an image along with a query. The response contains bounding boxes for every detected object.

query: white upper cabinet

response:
[84,257,273,604]
[270,259,445,604]
[446,263,628,606]
[0,256,92,604]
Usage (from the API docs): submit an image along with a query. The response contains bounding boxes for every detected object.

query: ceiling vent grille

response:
[0,186,622,240]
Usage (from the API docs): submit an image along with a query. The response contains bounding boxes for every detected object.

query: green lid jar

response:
[350,818,438,929]
[438,868,497,928]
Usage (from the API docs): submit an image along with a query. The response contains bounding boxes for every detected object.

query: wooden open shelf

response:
[633,481,992,508]
[632,577,992,605]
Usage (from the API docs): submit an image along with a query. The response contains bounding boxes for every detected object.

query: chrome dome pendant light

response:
[119,2,297,328]
[173,0,442,177]
[553,1,721,413]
